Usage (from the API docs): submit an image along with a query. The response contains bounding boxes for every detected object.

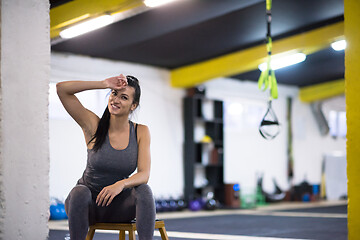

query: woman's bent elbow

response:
[143,176,149,184]
[56,82,64,95]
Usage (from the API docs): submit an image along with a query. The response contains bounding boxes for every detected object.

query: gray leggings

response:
[65,184,156,240]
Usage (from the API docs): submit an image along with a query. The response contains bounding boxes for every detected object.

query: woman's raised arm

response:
[56,81,105,134]
[56,75,128,137]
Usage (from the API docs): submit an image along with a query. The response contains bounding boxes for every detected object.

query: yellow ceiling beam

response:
[50,0,144,39]
[171,21,344,88]
[299,79,345,103]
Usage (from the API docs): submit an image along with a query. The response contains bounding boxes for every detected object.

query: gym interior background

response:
[1,0,360,239]
[49,0,346,204]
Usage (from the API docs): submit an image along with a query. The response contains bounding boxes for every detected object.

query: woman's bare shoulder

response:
[133,123,150,138]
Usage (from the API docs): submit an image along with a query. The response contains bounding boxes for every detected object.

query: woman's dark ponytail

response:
[88,107,110,152]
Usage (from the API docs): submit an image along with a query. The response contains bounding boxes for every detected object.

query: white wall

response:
[204,78,346,194]
[292,97,346,185]
[0,0,50,239]
[50,52,185,200]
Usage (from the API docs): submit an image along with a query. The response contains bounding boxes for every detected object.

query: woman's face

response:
[108,86,137,116]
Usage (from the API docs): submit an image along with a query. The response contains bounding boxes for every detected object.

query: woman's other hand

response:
[103,74,128,90]
[96,181,125,207]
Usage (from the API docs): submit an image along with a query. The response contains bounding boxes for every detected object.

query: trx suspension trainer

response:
[258,0,280,140]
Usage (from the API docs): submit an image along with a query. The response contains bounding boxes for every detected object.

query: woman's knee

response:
[65,185,93,210]
[133,184,154,203]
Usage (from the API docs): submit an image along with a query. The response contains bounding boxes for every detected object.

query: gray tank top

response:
[77,121,138,194]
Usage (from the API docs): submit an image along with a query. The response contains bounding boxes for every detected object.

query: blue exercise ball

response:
[50,203,67,220]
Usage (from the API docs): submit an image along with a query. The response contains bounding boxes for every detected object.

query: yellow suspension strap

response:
[258,0,280,140]
[258,0,278,100]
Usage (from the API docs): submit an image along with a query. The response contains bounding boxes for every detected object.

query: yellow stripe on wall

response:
[171,22,344,88]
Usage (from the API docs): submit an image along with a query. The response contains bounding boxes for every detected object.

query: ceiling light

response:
[258,53,306,72]
[331,40,346,51]
[60,15,114,39]
[144,0,176,7]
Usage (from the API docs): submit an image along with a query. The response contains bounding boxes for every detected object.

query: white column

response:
[0,0,50,239]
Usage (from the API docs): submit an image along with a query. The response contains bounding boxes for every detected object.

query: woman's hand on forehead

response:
[117,74,127,81]
[104,74,128,90]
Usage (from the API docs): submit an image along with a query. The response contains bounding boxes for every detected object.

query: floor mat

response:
[49,214,347,240]
[162,214,347,240]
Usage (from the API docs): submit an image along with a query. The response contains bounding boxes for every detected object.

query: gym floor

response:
[48,200,347,240]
